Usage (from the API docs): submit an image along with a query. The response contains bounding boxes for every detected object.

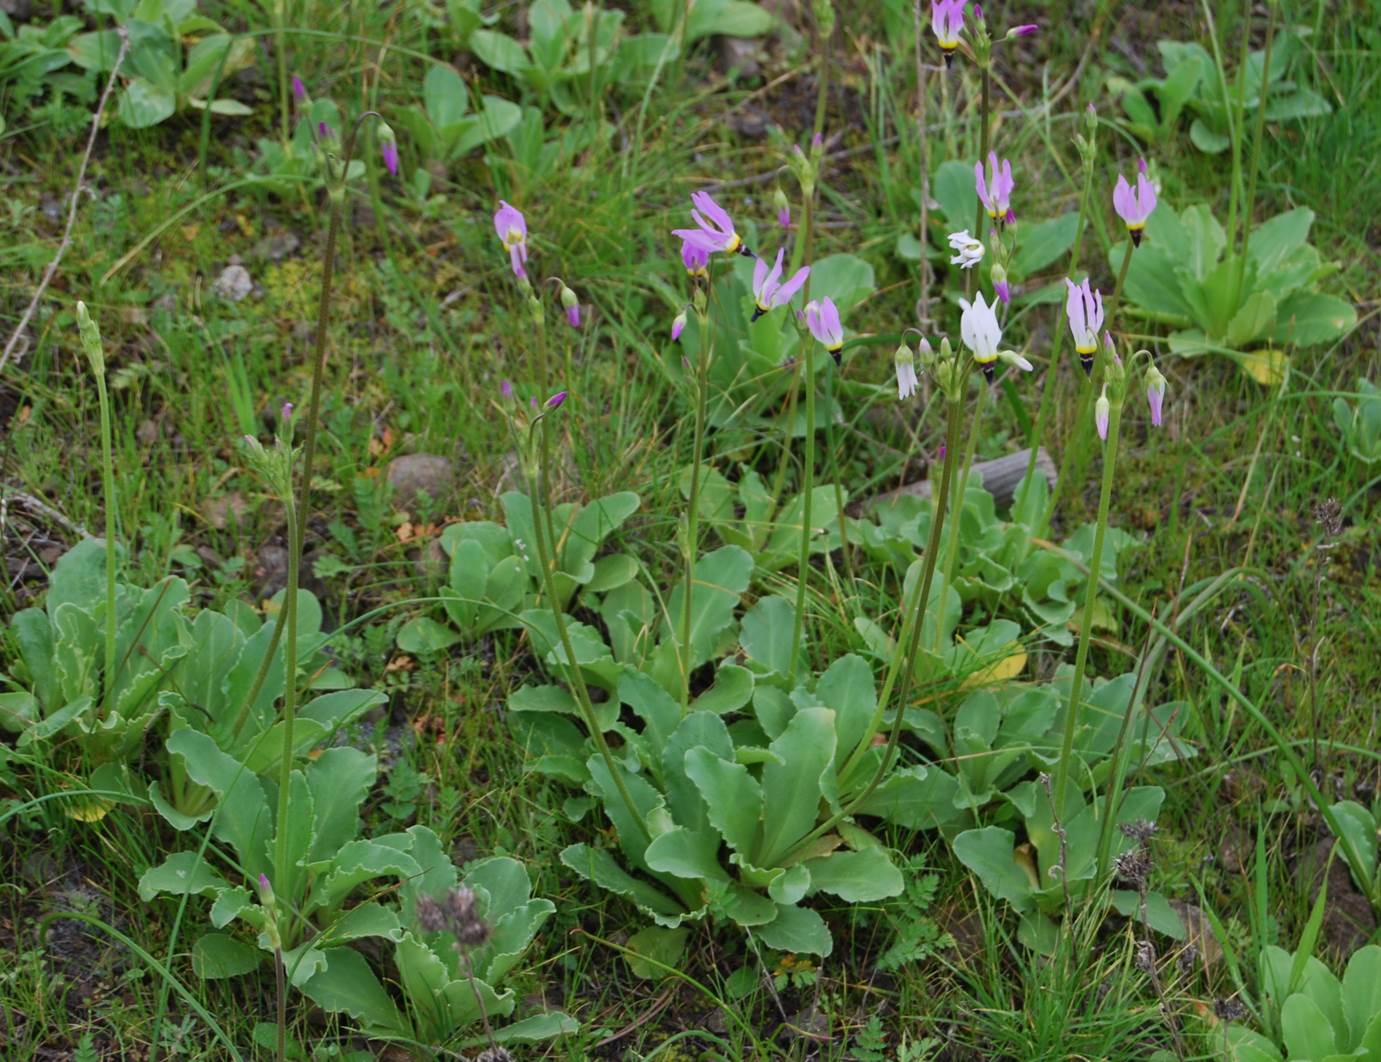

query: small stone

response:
[212,264,253,302]
[716,36,761,78]
[255,544,289,597]
[137,419,159,447]
[252,231,301,261]
[413,537,448,581]
[386,454,455,512]
[202,492,249,530]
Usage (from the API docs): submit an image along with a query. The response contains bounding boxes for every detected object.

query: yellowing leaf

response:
[65,795,115,822]
[960,646,1027,689]
[1014,843,1041,891]
[1235,348,1288,385]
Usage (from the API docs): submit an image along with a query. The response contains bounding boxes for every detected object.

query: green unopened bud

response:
[813,0,836,38]
[1084,102,1098,134]
[939,336,954,362]
[76,301,104,373]
[559,283,579,312]
[527,294,544,329]
[917,337,936,370]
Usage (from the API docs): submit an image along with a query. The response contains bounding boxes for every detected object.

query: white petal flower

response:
[948,230,984,269]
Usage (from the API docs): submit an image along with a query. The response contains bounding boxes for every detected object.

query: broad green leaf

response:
[805,848,903,902]
[806,253,875,312]
[560,492,640,583]
[1248,208,1313,278]
[166,728,271,879]
[853,762,967,830]
[1271,292,1357,348]
[933,159,975,231]
[1189,116,1231,153]
[757,903,832,957]
[396,616,462,654]
[1010,212,1077,278]
[1329,802,1377,893]
[424,63,469,130]
[661,711,733,831]
[768,863,810,904]
[953,827,1034,911]
[684,746,762,856]
[1281,994,1339,1060]
[1342,947,1381,1051]
[1179,204,1226,281]
[660,546,753,669]
[815,654,876,767]
[691,663,754,715]
[306,748,376,864]
[559,844,685,921]
[739,596,796,676]
[118,77,177,128]
[624,926,688,981]
[1225,290,1277,349]
[645,828,728,883]
[192,932,261,979]
[488,1011,579,1043]
[138,851,231,901]
[470,29,530,75]
[1221,1024,1284,1062]
[757,708,836,866]
[300,946,408,1037]
[315,840,421,912]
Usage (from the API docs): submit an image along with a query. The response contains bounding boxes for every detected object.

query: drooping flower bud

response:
[1145,364,1167,427]
[1007,23,1038,38]
[378,121,399,176]
[894,343,918,400]
[772,187,791,230]
[1095,387,1110,441]
[545,390,568,410]
[291,75,306,103]
[991,262,1010,305]
[671,310,688,341]
[559,283,580,328]
[76,300,104,374]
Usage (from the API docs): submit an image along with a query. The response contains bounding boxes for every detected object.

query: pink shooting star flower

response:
[500,379,514,400]
[681,239,710,278]
[672,191,747,256]
[976,152,1015,224]
[991,263,1010,305]
[493,200,528,279]
[1113,158,1158,245]
[671,310,688,341]
[545,390,568,410]
[1064,277,1104,377]
[1145,364,1167,427]
[804,297,845,366]
[291,75,306,103]
[1095,386,1110,440]
[317,121,332,140]
[1007,23,1038,38]
[750,248,810,321]
[931,0,967,62]
[959,290,1002,381]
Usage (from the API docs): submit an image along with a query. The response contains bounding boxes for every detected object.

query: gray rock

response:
[386,453,455,512]
[212,264,253,302]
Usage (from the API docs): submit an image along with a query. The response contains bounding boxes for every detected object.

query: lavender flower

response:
[991,263,1010,305]
[1007,23,1038,38]
[545,390,568,410]
[493,200,528,279]
[1113,158,1158,245]
[750,249,810,320]
[931,0,966,59]
[671,310,688,341]
[291,75,306,103]
[500,379,513,400]
[680,238,710,278]
[1064,277,1104,376]
[804,297,845,365]
[975,152,1015,223]
[672,190,745,256]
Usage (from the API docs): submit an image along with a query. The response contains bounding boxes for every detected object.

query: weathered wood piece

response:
[868,447,1056,510]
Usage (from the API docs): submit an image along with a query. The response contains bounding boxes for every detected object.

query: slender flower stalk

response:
[76,302,117,711]
[1052,393,1123,817]
[788,322,821,684]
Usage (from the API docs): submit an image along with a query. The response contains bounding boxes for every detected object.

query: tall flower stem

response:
[679,284,714,713]
[1237,0,1276,294]
[530,418,649,843]
[1014,139,1097,522]
[788,395,964,859]
[788,341,818,685]
[229,114,377,739]
[972,63,991,239]
[931,380,987,653]
[1052,398,1122,817]
[93,350,117,710]
[1044,238,1133,529]
[271,493,301,926]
